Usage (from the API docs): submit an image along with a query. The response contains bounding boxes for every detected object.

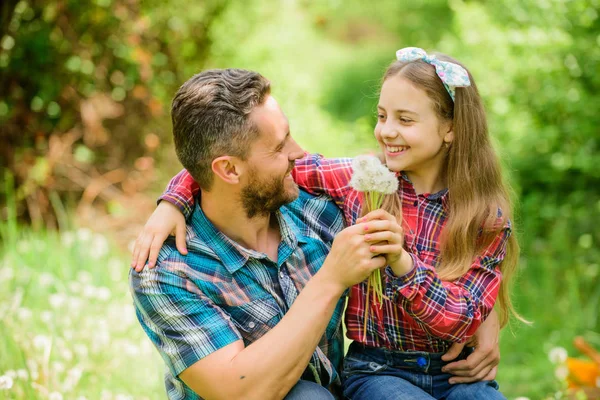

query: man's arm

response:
[132,222,389,400]
[180,268,348,399]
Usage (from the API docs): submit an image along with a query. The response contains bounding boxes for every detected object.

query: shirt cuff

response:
[158,192,194,220]
[384,253,427,301]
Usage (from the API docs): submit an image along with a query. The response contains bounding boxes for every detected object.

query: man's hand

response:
[131,201,187,272]
[441,309,500,384]
[319,221,389,293]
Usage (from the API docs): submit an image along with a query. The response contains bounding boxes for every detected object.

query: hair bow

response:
[395,47,471,101]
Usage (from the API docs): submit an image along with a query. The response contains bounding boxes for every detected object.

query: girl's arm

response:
[158,168,200,219]
[385,221,511,344]
[131,169,198,270]
[292,153,354,211]
[132,154,357,269]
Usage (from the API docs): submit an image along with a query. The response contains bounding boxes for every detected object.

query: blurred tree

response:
[0,0,229,228]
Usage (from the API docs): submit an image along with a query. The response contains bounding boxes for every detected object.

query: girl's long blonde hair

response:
[380,54,524,327]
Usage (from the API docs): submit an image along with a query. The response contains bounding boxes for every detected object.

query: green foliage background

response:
[1,0,599,399]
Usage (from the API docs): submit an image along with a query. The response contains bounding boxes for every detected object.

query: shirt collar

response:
[188,203,305,274]
[398,171,448,202]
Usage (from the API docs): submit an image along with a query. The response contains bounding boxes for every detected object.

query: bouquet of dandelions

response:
[350,155,399,339]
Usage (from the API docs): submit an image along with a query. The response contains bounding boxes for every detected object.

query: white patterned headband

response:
[395,47,471,102]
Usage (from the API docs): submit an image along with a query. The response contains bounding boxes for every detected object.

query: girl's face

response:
[375,74,453,185]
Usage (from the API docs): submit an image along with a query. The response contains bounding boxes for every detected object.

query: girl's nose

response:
[379,122,399,139]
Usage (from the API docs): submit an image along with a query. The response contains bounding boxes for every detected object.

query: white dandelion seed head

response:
[49,293,67,309]
[350,155,398,195]
[33,334,51,351]
[0,375,13,390]
[61,231,76,247]
[76,228,92,242]
[41,311,53,324]
[96,287,111,302]
[0,267,14,281]
[16,369,28,380]
[554,365,569,381]
[548,347,568,364]
[17,307,33,321]
[90,234,109,259]
[39,272,55,288]
[514,397,531,400]
[49,392,64,400]
[4,371,15,379]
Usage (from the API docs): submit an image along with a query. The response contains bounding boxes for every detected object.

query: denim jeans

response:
[342,342,505,400]
[284,380,336,400]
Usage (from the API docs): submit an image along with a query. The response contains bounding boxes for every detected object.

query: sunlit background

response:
[1,0,599,399]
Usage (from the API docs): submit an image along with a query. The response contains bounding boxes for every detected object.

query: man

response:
[130,69,501,400]
[130,68,399,399]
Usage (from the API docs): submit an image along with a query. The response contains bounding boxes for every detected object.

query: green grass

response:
[1,221,596,399]
[0,226,164,399]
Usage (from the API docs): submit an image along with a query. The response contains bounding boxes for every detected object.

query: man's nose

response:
[289,139,305,160]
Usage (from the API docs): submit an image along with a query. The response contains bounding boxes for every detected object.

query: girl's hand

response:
[358,209,413,276]
[131,201,187,272]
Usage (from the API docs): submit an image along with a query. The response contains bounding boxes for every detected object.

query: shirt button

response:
[280,272,285,278]
[413,200,418,206]
[248,322,256,329]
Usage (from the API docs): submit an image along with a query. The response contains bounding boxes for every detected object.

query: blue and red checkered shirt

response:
[130,190,346,399]
[159,154,510,354]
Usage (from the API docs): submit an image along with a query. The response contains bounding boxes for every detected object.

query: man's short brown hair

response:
[171,69,271,190]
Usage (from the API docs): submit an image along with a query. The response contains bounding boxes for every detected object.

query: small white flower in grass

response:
[49,293,67,309]
[514,397,530,400]
[77,271,92,284]
[96,287,111,302]
[83,284,97,298]
[17,307,32,321]
[74,344,89,358]
[61,231,75,247]
[554,365,569,381]
[39,272,54,287]
[41,311,53,324]
[68,281,81,293]
[548,346,568,364]
[0,375,13,389]
[33,335,51,351]
[16,369,28,380]
[76,228,92,242]
[0,267,14,281]
[49,392,63,400]
[90,234,109,259]
[4,371,15,379]
[51,361,65,374]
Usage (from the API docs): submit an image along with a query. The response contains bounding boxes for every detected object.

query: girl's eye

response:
[400,118,412,123]
[377,114,385,120]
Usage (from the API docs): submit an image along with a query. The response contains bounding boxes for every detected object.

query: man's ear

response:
[211,156,243,184]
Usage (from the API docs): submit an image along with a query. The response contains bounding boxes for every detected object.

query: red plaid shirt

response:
[159,154,510,353]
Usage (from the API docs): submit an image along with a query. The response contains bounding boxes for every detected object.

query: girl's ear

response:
[212,156,243,184]
[443,122,454,145]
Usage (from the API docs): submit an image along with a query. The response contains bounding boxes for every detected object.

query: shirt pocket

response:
[228,298,281,344]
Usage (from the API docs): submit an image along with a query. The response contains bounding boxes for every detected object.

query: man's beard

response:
[241,163,298,219]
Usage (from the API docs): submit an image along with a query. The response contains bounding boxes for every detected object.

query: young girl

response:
[133,48,519,399]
